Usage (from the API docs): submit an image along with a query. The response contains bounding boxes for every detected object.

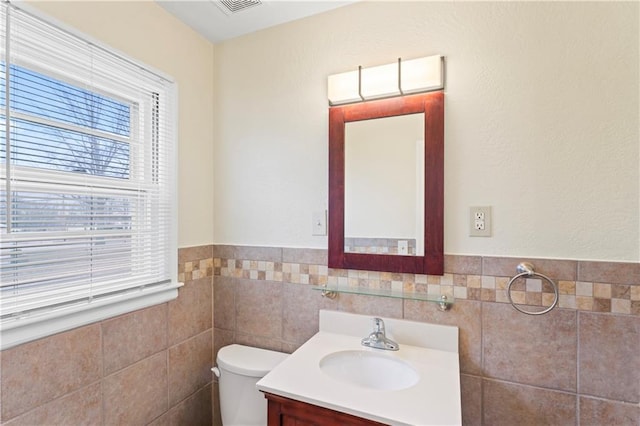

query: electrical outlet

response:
[470,206,491,237]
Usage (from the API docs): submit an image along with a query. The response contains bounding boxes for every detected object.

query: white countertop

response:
[256,310,461,425]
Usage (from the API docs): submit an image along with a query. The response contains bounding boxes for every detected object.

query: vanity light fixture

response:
[327,55,444,106]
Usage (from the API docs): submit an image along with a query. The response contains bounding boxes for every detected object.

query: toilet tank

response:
[215,344,288,426]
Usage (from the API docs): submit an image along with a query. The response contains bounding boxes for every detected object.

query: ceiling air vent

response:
[213,0,263,16]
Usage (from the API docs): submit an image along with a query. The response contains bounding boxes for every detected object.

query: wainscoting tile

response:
[483,379,576,426]
[168,276,212,345]
[2,382,101,426]
[178,245,212,264]
[282,282,320,345]
[483,303,577,391]
[213,328,235,364]
[235,279,283,339]
[337,293,403,319]
[579,396,639,425]
[169,384,212,426]
[212,245,237,260]
[282,248,327,265]
[213,276,236,331]
[445,255,482,275]
[460,374,482,426]
[103,303,168,375]
[214,247,640,316]
[578,261,640,285]
[168,330,213,407]
[235,333,283,352]
[103,352,168,426]
[483,257,577,281]
[1,324,102,420]
[281,342,300,354]
[147,413,170,426]
[579,312,640,402]
[233,246,282,262]
[282,282,337,346]
[205,244,640,426]
[405,299,482,375]
[213,381,222,426]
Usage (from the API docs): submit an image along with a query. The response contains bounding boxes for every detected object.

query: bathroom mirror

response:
[328,91,444,275]
[345,113,425,257]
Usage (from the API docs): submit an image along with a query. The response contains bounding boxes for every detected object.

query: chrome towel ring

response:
[506,262,559,315]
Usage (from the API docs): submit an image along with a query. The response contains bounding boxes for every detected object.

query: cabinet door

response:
[265,393,387,426]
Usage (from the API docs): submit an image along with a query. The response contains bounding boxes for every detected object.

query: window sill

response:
[0,281,183,350]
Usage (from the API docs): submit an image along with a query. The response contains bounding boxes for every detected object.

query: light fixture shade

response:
[401,55,444,94]
[327,54,444,105]
[328,70,361,105]
[360,62,401,100]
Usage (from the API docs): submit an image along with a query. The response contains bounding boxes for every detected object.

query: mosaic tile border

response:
[210,255,640,316]
[178,258,215,282]
[175,245,639,315]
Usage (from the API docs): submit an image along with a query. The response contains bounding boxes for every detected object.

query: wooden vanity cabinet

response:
[264,393,387,426]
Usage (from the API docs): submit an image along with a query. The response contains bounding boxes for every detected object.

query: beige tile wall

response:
[1,244,637,425]
[0,245,214,426]
[212,245,640,426]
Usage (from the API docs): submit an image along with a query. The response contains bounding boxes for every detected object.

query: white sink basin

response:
[257,311,461,425]
[319,350,419,391]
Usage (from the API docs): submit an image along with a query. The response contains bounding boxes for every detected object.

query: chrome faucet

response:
[361,317,399,351]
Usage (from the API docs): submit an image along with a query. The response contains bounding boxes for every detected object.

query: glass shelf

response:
[310,285,453,311]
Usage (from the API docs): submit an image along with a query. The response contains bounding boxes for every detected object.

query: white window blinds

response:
[0,3,179,349]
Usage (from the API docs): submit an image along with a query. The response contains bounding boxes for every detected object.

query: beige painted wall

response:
[213,1,639,262]
[29,0,215,249]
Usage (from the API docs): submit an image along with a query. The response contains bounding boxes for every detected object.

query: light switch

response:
[312,210,327,236]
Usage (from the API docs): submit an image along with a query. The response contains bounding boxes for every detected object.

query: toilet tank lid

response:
[216,344,288,377]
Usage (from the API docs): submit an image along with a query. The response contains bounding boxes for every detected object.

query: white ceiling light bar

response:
[328,55,445,106]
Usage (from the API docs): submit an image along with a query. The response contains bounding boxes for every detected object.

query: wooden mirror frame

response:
[328,91,444,275]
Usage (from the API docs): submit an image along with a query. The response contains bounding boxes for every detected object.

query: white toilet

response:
[213,344,288,426]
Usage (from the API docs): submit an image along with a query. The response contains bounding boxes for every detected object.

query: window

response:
[0,3,179,349]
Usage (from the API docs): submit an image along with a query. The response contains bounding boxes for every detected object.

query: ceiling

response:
[156,0,357,44]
